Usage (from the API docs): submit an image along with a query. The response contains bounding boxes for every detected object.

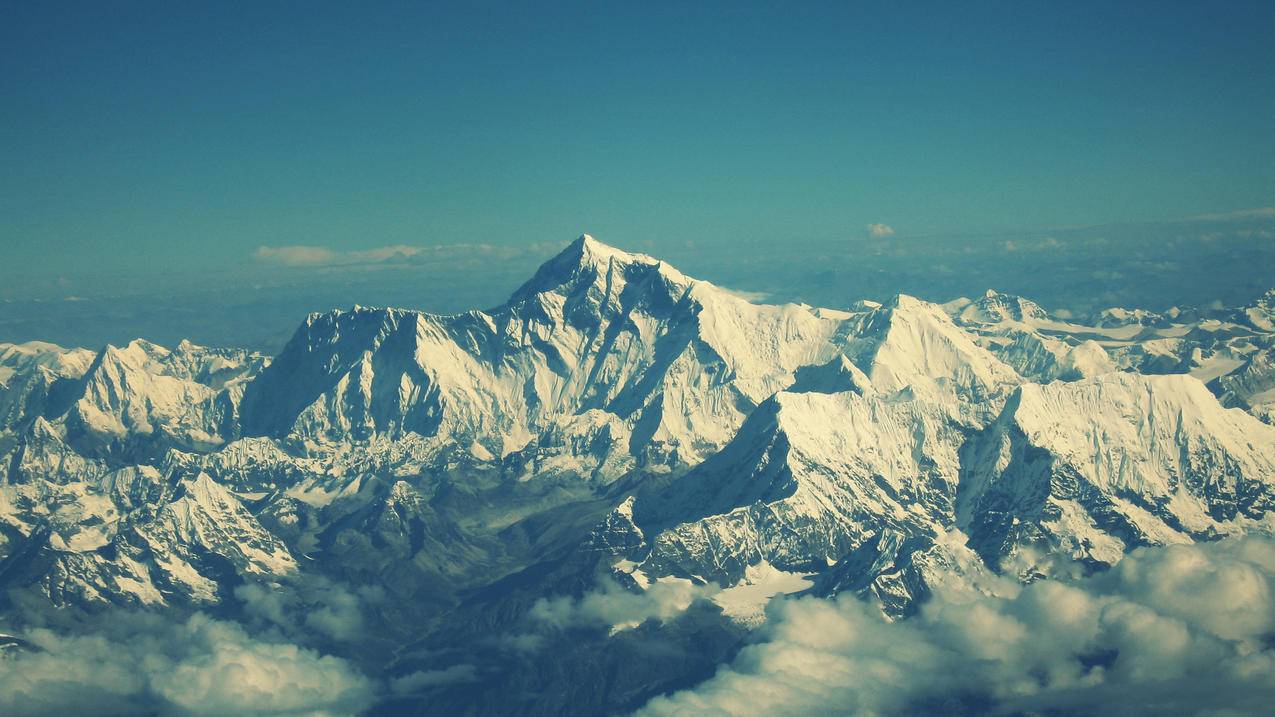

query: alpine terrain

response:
[2,235,1274,716]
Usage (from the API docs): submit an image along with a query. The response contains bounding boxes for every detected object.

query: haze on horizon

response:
[2,2,1273,349]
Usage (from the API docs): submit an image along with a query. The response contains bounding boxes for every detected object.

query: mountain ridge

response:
[2,234,1274,716]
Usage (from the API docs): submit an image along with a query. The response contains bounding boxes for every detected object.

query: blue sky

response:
[1,2,1274,351]
[3,2,1273,281]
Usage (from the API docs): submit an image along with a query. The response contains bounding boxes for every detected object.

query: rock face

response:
[1214,346,1275,423]
[1,235,1274,715]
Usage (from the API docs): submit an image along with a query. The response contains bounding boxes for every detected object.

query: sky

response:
[1,1,1273,348]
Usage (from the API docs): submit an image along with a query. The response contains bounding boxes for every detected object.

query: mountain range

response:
[2,235,1273,716]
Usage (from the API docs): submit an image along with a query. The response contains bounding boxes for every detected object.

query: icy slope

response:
[959,372,1275,571]
[843,294,1020,405]
[596,368,1275,615]
[608,389,969,585]
[0,341,96,431]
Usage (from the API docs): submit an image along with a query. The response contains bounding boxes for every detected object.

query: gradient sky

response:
[3,1,1274,289]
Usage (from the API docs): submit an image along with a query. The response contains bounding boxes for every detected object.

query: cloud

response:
[716,286,771,303]
[1004,236,1065,253]
[252,244,422,267]
[253,245,341,267]
[1186,207,1275,222]
[389,665,479,695]
[151,621,374,717]
[234,577,381,643]
[0,612,376,717]
[637,536,1275,717]
[866,223,895,238]
[530,576,719,633]
[251,242,563,269]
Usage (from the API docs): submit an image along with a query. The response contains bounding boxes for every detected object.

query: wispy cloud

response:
[253,244,425,267]
[252,242,561,268]
[234,575,384,643]
[1185,207,1275,222]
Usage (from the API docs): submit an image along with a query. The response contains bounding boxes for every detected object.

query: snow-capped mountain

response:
[238,235,854,465]
[2,235,1273,715]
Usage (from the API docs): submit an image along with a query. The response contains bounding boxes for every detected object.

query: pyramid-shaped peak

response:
[508,234,691,304]
[964,289,1049,323]
[569,233,661,266]
[882,293,931,312]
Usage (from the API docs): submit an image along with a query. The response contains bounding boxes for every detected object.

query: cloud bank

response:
[252,242,558,268]
[638,537,1275,717]
[0,612,375,717]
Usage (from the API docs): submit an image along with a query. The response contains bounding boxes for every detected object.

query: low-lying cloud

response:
[0,612,376,717]
[390,664,480,695]
[531,576,719,633]
[234,575,384,643]
[638,536,1275,717]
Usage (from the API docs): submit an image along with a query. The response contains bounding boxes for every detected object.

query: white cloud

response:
[1186,207,1275,222]
[717,286,772,304]
[0,613,376,717]
[1004,236,1064,253]
[866,223,895,238]
[638,537,1275,717]
[253,245,340,266]
[235,577,382,643]
[252,244,422,267]
[151,619,373,717]
[531,576,719,633]
[252,241,563,268]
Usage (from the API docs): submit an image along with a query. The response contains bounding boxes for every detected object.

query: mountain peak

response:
[960,289,1049,324]
[507,234,689,306]
[569,233,660,268]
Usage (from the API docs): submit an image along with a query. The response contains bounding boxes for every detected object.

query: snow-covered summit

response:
[239,236,856,462]
[956,289,1050,325]
[507,234,690,306]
